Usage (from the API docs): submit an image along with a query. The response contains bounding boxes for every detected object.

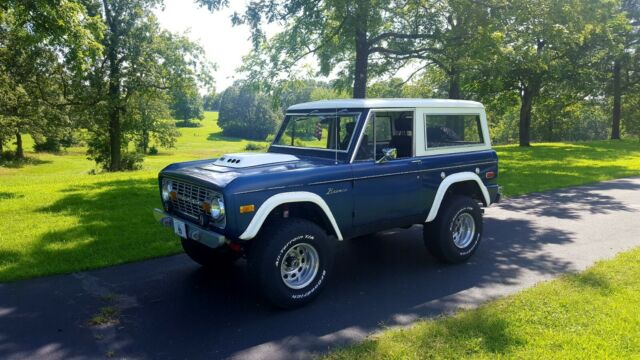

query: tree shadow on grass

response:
[0,156,51,169]
[0,192,24,201]
[207,131,242,142]
[421,311,525,356]
[565,270,613,296]
[0,178,179,282]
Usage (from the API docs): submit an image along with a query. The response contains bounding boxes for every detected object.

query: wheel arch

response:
[238,191,344,241]
[426,172,490,223]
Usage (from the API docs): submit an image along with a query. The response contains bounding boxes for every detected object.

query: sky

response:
[155,0,418,93]
[155,0,281,91]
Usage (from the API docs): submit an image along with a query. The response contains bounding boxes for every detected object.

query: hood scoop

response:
[206,153,300,169]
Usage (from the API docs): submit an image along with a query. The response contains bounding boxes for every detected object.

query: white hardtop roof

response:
[287,98,484,111]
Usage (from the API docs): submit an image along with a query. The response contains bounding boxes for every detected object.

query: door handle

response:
[411,159,422,164]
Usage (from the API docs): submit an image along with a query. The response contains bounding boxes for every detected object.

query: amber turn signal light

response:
[239,204,255,213]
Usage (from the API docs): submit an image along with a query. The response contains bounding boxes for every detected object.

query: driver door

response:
[351,110,424,235]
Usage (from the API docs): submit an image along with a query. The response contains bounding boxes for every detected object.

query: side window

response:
[337,116,357,150]
[425,114,484,149]
[355,111,414,161]
[374,116,392,142]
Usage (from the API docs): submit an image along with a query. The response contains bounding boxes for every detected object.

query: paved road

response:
[1,177,640,360]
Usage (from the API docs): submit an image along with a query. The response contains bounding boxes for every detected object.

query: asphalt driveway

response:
[1,177,639,360]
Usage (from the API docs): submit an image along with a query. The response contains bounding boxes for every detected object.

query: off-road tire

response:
[424,195,483,264]
[181,238,241,268]
[248,218,335,308]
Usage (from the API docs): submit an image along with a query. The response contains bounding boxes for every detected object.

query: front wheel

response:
[424,195,483,263]
[248,218,335,308]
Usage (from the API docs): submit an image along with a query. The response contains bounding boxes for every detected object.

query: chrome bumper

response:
[153,208,226,249]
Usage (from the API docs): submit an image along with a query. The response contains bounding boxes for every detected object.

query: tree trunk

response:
[448,69,461,99]
[15,132,24,159]
[519,87,535,147]
[107,90,122,171]
[611,59,622,140]
[141,121,149,154]
[352,1,369,99]
[353,29,369,99]
[104,0,122,171]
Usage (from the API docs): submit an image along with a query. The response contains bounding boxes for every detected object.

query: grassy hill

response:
[0,112,639,281]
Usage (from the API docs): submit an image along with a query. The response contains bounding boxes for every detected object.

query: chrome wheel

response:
[280,243,320,290]
[452,212,476,248]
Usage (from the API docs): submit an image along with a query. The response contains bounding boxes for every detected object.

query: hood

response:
[203,153,299,169]
[160,152,336,190]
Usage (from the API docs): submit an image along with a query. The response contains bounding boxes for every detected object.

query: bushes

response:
[120,152,144,170]
[244,142,265,151]
[87,134,144,171]
[33,137,63,153]
[33,132,80,153]
[217,83,278,140]
[175,120,202,128]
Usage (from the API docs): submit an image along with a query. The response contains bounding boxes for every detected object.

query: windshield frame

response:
[270,111,363,154]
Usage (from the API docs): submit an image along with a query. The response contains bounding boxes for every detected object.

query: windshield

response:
[273,113,360,151]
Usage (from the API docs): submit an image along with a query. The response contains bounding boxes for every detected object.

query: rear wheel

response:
[181,238,240,268]
[248,218,335,308]
[424,195,483,263]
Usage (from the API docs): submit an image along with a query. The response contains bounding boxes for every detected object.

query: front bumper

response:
[153,208,226,249]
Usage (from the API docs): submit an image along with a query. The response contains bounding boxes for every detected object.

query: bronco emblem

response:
[326,187,347,195]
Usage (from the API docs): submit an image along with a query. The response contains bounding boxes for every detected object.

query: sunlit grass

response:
[0,119,639,282]
[326,248,640,359]
[0,112,267,282]
[496,141,640,196]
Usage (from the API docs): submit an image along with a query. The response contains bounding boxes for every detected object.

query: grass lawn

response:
[0,112,267,282]
[0,113,639,282]
[496,140,640,196]
[325,247,640,359]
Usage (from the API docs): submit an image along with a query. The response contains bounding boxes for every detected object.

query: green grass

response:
[0,112,267,282]
[0,115,639,282]
[325,248,640,359]
[496,140,640,196]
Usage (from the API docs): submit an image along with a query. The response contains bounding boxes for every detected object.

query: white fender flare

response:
[238,191,344,241]
[425,172,491,223]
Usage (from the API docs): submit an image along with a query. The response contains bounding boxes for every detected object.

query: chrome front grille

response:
[169,180,214,220]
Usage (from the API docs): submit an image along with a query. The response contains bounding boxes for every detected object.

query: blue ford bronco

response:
[154,99,501,308]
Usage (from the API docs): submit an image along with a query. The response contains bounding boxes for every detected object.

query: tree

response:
[199,0,435,98]
[126,90,179,154]
[202,88,218,110]
[609,0,639,139]
[0,1,102,159]
[485,0,617,146]
[217,82,278,140]
[81,0,212,171]
[378,0,499,100]
[170,81,205,127]
[367,77,406,98]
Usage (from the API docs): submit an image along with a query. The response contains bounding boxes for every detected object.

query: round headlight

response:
[161,179,173,202]
[209,196,225,221]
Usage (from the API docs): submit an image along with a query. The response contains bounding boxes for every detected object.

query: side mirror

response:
[377,147,397,163]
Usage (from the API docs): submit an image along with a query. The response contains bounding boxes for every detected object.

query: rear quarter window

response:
[425,114,484,149]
